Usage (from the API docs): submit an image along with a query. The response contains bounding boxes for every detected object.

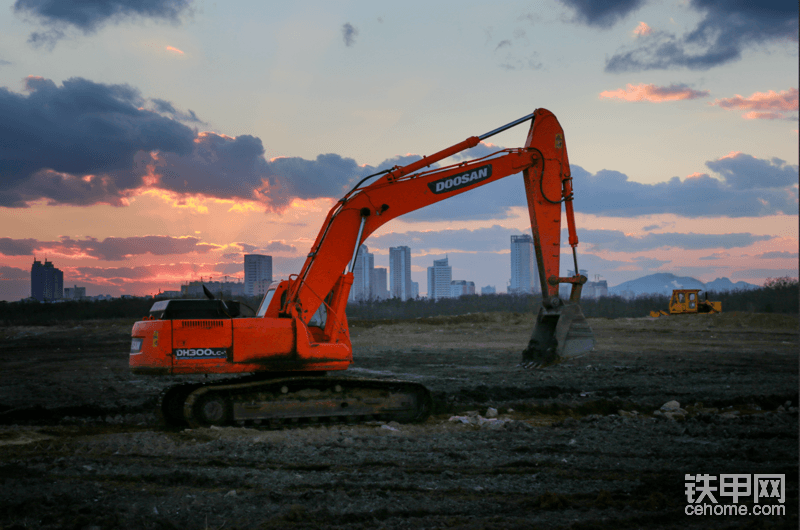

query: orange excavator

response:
[130,109,594,427]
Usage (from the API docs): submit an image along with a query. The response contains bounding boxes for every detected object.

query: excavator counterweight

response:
[131,109,594,427]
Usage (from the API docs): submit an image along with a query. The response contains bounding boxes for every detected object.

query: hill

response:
[610,273,758,296]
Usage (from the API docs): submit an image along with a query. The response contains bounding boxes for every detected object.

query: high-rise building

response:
[427,257,452,300]
[370,267,389,300]
[410,281,419,299]
[389,246,413,300]
[450,280,475,298]
[351,245,374,302]
[31,258,63,301]
[481,285,496,295]
[509,235,539,294]
[244,255,272,296]
[64,285,86,300]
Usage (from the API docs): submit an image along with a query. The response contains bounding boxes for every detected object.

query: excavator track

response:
[158,376,432,428]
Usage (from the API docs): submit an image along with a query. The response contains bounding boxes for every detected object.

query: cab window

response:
[256,288,276,317]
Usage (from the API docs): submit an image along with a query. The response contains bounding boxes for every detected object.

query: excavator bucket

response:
[520,303,595,368]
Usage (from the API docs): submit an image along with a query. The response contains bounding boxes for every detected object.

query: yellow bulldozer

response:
[649,289,722,317]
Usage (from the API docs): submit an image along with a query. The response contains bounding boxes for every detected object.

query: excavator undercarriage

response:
[159,374,432,428]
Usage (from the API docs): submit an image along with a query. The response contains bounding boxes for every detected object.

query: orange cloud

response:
[711,88,798,120]
[713,88,798,111]
[632,21,652,36]
[742,111,788,120]
[599,83,709,102]
[166,46,185,55]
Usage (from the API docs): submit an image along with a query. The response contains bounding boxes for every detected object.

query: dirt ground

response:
[0,311,797,529]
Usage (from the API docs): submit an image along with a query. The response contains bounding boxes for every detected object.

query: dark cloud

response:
[342,23,358,47]
[263,241,297,253]
[560,0,646,28]
[76,265,153,280]
[0,265,29,280]
[577,229,771,252]
[732,268,798,280]
[630,256,671,269]
[150,98,203,123]
[0,235,219,260]
[60,235,221,261]
[704,153,798,190]
[368,225,770,255]
[0,76,195,206]
[369,225,523,252]
[0,59,12,66]
[14,0,191,47]
[758,251,799,259]
[642,224,660,231]
[237,243,259,253]
[698,251,730,260]
[0,75,396,210]
[401,151,798,222]
[605,1,799,72]
[0,237,39,256]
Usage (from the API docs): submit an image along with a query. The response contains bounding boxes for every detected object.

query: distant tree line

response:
[1,278,795,326]
[346,277,799,321]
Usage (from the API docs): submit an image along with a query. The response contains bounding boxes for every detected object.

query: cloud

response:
[732,269,799,281]
[14,0,191,47]
[0,59,11,66]
[577,229,771,252]
[560,0,646,29]
[642,224,660,231]
[150,98,202,123]
[570,155,798,218]
[369,225,524,252]
[342,23,358,46]
[0,235,219,260]
[0,76,195,206]
[711,88,798,120]
[367,225,770,256]
[757,251,799,259]
[0,265,29,280]
[599,83,709,102]
[0,76,383,210]
[403,152,798,222]
[0,237,39,256]
[630,256,670,269]
[632,21,652,37]
[698,251,731,260]
[2,76,795,219]
[704,152,798,190]
[605,1,799,72]
[263,241,297,253]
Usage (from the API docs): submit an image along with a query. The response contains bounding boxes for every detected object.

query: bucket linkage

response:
[520,281,595,369]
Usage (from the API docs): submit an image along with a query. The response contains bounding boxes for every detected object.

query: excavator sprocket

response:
[158,376,432,428]
[520,303,595,369]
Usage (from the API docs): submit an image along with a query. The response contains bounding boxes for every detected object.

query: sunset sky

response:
[1,0,798,301]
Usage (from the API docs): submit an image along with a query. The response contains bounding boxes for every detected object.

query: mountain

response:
[704,277,759,292]
[609,273,759,296]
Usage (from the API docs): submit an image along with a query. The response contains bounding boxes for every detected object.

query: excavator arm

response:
[284,108,593,366]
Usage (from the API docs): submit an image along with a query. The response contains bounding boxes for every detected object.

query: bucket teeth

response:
[520,303,594,369]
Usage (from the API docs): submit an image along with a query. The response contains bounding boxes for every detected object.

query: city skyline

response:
[0,1,797,301]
